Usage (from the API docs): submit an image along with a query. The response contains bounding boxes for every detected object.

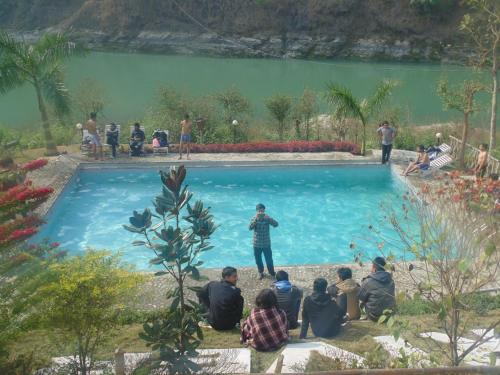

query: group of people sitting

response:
[102,122,169,157]
[197,257,395,352]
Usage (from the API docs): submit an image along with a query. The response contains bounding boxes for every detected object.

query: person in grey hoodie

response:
[358,257,395,321]
[299,278,346,339]
[271,270,303,329]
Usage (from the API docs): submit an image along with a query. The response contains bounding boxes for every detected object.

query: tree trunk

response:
[305,120,310,141]
[489,62,497,150]
[459,113,469,169]
[361,121,366,156]
[295,121,301,139]
[34,82,59,156]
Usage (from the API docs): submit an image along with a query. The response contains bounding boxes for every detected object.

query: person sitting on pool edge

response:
[327,267,361,320]
[271,270,303,329]
[299,278,346,339]
[358,257,395,322]
[241,288,289,351]
[402,145,430,176]
[197,266,244,330]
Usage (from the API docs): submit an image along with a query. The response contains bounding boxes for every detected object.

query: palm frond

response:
[35,33,88,68]
[325,82,365,124]
[0,60,26,94]
[0,31,28,63]
[40,64,71,117]
[365,80,399,118]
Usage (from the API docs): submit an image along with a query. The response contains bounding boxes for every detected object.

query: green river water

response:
[0,52,491,128]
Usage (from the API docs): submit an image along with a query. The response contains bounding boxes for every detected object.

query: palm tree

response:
[0,32,86,155]
[325,80,398,156]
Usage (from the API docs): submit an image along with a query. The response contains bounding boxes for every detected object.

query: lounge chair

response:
[152,129,169,155]
[421,154,453,177]
[427,143,451,161]
[81,129,93,156]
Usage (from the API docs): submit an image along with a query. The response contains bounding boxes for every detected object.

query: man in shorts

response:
[179,114,192,160]
[474,143,489,179]
[85,112,103,160]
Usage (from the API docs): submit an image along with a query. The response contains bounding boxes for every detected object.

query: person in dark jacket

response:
[271,270,303,329]
[197,266,244,330]
[358,257,396,321]
[299,278,346,339]
[106,123,119,158]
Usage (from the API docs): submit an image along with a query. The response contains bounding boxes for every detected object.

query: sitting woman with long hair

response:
[241,289,288,351]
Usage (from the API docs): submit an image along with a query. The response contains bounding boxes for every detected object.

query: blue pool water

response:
[36,166,409,270]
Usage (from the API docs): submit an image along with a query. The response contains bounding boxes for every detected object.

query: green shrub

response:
[464,293,500,315]
[396,295,436,315]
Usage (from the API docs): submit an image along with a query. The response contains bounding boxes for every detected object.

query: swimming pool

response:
[36,165,409,270]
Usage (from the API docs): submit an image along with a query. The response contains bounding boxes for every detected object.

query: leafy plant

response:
[293,89,318,141]
[265,94,293,141]
[325,80,398,155]
[39,250,144,375]
[124,165,217,374]
[213,86,251,143]
[460,0,499,149]
[360,171,500,366]
[0,32,86,155]
[437,79,484,168]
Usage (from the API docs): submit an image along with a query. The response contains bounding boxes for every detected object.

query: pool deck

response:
[27,149,430,310]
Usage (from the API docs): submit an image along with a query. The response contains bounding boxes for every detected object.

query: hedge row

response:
[187,141,361,154]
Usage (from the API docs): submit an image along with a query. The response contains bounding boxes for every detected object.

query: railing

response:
[266,366,500,374]
[448,135,500,175]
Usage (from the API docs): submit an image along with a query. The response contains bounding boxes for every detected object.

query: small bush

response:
[396,295,436,315]
[464,293,500,315]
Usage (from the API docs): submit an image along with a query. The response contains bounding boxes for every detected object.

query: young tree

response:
[213,86,251,143]
[437,79,484,168]
[325,80,398,156]
[294,89,318,141]
[265,94,293,141]
[40,250,144,375]
[460,0,499,150]
[361,173,500,366]
[0,32,86,155]
[124,165,217,374]
[73,77,108,120]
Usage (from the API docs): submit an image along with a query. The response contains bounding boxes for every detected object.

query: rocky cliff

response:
[0,0,470,62]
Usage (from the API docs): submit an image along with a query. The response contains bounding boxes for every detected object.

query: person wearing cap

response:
[358,257,395,321]
[249,203,278,280]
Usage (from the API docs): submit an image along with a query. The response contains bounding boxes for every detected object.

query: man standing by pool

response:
[179,113,192,160]
[377,120,396,164]
[84,112,103,160]
[249,203,278,280]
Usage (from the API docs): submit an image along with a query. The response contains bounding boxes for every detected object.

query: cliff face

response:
[0,0,469,62]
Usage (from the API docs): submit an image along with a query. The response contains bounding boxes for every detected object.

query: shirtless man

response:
[84,112,103,160]
[474,143,489,179]
[179,114,192,160]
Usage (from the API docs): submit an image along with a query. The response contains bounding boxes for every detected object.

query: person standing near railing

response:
[474,143,489,179]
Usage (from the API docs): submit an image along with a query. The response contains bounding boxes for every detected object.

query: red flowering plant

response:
[0,158,61,363]
[351,170,499,366]
[188,140,361,154]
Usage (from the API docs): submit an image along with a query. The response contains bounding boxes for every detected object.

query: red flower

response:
[50,242,60,248]
[188,141,360,154]
[8,228,38,241]
[20,159,48,171]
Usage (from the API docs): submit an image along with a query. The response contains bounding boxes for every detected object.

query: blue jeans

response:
[382,144,392,164]
[254,247,275,275]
